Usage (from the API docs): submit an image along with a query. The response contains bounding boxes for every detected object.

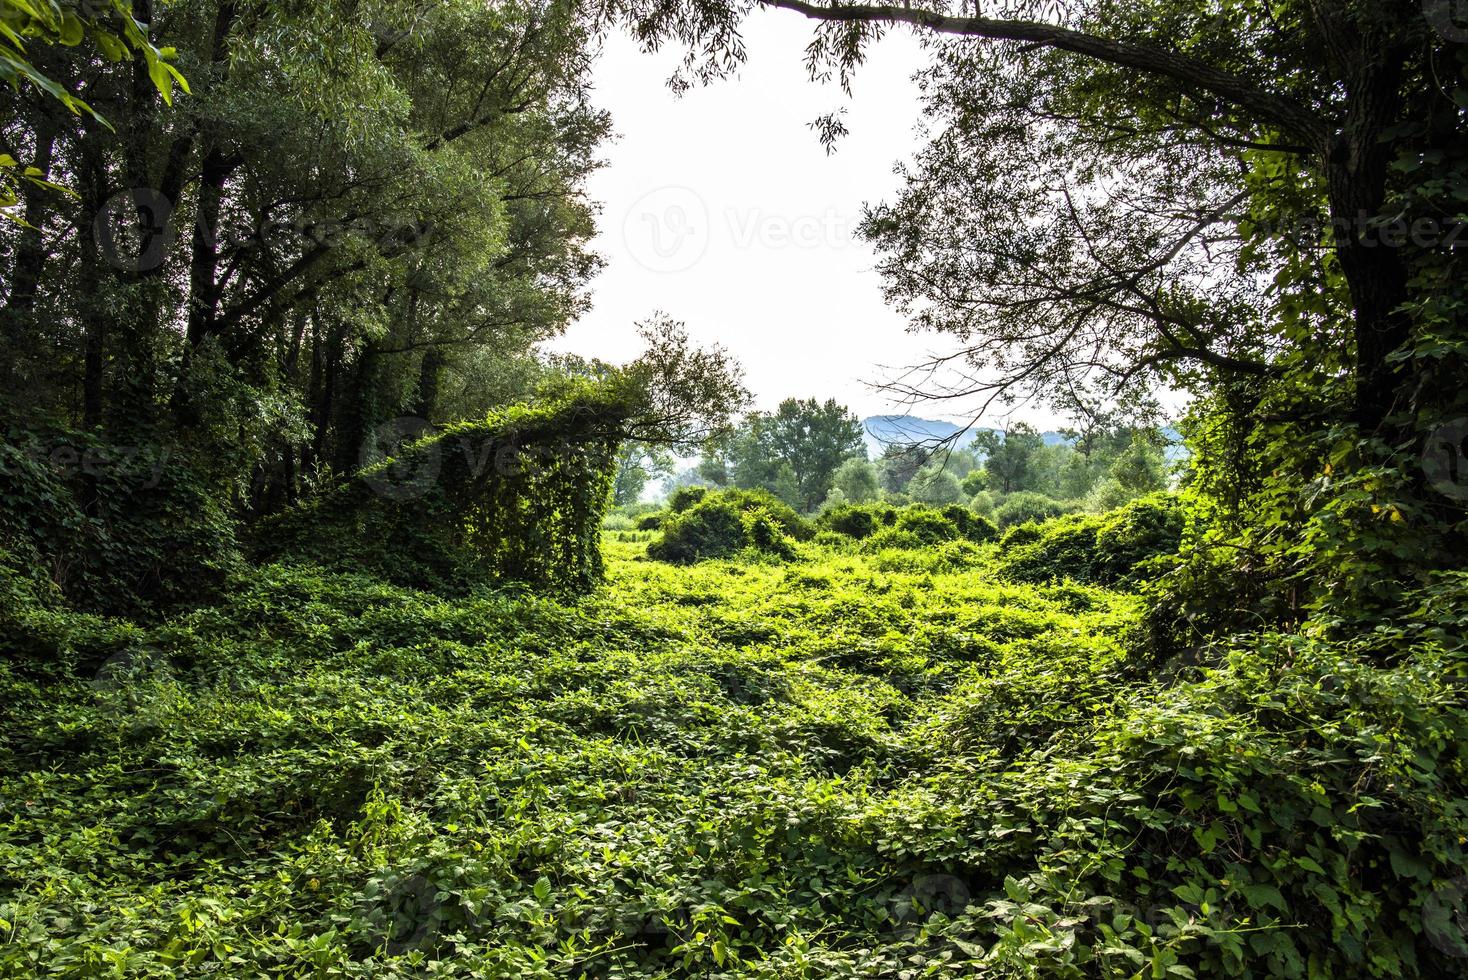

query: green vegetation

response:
[3,0,1466,976]
[5,534,1467,977]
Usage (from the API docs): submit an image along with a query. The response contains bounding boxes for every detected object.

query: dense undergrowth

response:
[3,529,1467,978]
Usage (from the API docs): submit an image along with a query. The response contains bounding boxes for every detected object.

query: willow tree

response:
[606,0,1467,623]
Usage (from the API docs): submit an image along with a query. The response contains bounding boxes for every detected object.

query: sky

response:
[545,10,1077,431]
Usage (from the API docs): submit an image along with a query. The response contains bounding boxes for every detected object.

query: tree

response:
[1111,433,1168,494]
[766,398,866,511]
[831,456,880,502]
[608,0,1468,616]
[612,443,674,506]
[974,424,1043,494]
[960,469,987,497]
[712,397,865,511]
[1,0,186,220]
[1,0,611,515]
[910,466,964,505]
[876,443,930,494]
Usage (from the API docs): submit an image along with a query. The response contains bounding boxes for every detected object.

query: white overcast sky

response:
[547,10,1072,428]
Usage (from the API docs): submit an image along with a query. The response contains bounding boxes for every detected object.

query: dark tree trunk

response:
[1321,46,1412,436]
[333,343,381,475]
[6,108,59,313]
[414,345,445,420]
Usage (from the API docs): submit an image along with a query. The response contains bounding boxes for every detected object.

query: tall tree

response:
[713,397,866,510]
[974,424,1043,494]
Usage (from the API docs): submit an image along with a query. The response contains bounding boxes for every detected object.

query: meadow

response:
[4,526,1463,978]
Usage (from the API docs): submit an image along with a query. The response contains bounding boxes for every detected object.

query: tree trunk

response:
[5,108,59,313]
[414,345,444,420]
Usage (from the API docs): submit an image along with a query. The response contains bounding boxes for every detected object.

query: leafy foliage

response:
[256,386,632,592]
[647,488,809,563]
[0,425,239,616]
[995,491,1068,529]
[998,494,1187,586]
[700,398,865,511]
[3,533,1465,976]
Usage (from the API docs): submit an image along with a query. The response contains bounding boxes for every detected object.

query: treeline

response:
[616,397,1175,525]
[1,0,604,515]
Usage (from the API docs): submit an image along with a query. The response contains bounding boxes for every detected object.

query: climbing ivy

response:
[256,385,634,593]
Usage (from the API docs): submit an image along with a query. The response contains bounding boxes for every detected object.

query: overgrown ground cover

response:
[2,535,1466,978]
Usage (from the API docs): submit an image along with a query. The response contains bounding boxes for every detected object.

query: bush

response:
[667,485,710,513]
[742,506,798,560]
[859,526,926,551]
[820,504,880,540]
[995,491,1067,528]
[1093,493,1187,580]
[635,512,666,531]
[1084,477,1134,512]
[939,504,998,543]
[999,521,1045,549]
[968,490,996,517]
[999,494,1187,585]
[647,489,807,563]
[811,530,851,549]
[894,507,961,544]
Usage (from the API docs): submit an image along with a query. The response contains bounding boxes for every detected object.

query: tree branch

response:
[761,0,1329,146]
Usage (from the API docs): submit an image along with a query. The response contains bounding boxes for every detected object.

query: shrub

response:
[811,530,851,549]
[741,506,798,560]
[647,489,808,563]
[999,522,1045,549]
[667,485,710,513]
[0,426,240,617]
[995,491,1067,528]
[909,467,965,505]
[968,490,996,517]
[635,512,665,531]
[999,514,1100,581]
[894,507,960,544]
[859,527,925,551]
[1000,494,1187,586]
[939,504,998,543]
[1084,477,1134,512]
[821,504,879,540]
[1093,493,1187,581]
[256,390,625,593]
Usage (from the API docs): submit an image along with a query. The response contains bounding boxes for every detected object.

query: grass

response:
[0,535,1462,977]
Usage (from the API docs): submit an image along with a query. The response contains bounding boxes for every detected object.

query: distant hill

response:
[861,416,1185,461]
[862,415,1067,458]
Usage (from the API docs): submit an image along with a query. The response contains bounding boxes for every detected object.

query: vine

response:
[255,384,634,593]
